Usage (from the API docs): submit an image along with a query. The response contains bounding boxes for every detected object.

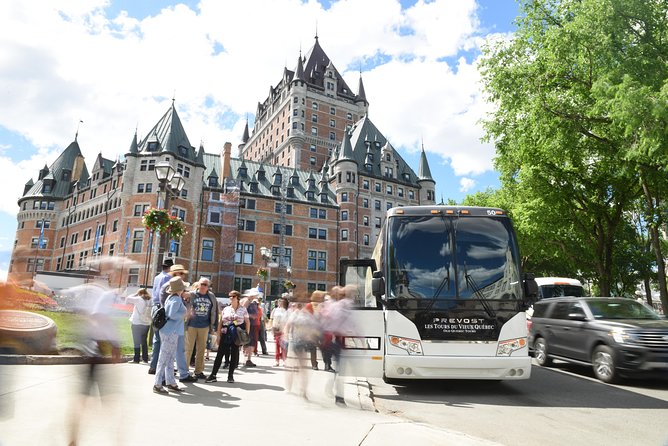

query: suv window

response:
[551,302,585,319]
[532,302,550,318]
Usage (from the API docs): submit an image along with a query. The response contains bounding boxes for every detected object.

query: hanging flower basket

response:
[283,280,295,290]
[142,208,187,239]
[256,267,268,281]
[142,208,170,233]
[167,216,187,240]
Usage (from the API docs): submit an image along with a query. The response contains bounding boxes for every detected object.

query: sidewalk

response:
[0,350,498,446]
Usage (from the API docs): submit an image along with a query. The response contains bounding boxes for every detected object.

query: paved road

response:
[0,353,495,446]
[368,360,668,446]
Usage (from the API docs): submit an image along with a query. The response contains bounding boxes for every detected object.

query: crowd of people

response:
[123,258,357,406]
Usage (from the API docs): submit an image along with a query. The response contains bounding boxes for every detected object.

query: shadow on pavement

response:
[372,365,668,410]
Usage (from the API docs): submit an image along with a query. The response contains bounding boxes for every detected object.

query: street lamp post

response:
[260,246,271,300]
[286,265,293,299]
[154,161,185,266]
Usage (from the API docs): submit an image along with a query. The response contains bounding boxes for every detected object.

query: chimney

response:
[222,142,232,181]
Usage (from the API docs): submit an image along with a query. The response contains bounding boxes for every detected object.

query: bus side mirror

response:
[371,270,385,299]
[524,273,538,306]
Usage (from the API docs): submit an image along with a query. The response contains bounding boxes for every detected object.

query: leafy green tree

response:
[481,0,668,308]
[479,0,668,299]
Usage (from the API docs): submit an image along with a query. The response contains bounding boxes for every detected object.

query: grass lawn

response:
[34,310,137,356]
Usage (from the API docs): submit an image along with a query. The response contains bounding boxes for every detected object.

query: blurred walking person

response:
[67,285,122,445]
[284,300,321,399]
[270,297,288,366]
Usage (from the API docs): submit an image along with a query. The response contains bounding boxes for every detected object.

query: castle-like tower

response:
[8,37,435,298]
[240,35,368,172]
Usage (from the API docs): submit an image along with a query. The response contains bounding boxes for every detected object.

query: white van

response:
[527,277,584,320]
[535,277,584,299]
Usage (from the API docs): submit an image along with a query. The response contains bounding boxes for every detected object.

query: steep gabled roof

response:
[346,115,420,185]
[21,140,89,200]
[137,101,196,162]
[302,37,356,99]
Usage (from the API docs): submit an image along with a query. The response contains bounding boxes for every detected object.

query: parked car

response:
[529,297,668,383]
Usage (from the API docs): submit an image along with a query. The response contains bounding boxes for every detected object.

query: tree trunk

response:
[648,224,668,311]
[640,176,668,312]
[644,276,653,308]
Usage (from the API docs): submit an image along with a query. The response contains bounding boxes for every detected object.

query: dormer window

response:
[274,173,283,184]
[178,146,188,157]
[306,191,315,200]
[208,177,218,187]
[258,170,266,181]
[271,185,280,196]
[62,170,71,181]
[291,176,299,186]
[239,166,247,177]
[250,183,258,193]
[147,141,159,152]
[287,187,295,198]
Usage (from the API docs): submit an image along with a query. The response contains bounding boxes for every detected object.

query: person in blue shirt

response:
[153,277,188,394]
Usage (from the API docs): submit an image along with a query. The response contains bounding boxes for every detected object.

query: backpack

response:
[152,305,167,330]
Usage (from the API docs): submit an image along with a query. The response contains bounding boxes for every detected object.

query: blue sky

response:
[0,0,519,281]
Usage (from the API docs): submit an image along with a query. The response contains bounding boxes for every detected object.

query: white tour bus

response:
[339,206,538,381]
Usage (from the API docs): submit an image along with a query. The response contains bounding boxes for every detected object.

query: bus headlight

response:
[497,337,527,356]
[388,335,423,355]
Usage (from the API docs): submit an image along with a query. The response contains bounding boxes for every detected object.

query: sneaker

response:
[167,384,184,392]
[179,375,197,383]
[128,359,139,364]
[274,362,280,367]
[335,396,347,407]
[312,365,318,370]
[153,385,168,394]
[227,378,235,383]
[245,360,256,367]
[148,369,156,375]
[205,375,217,383]
[194,373,207,380]
[325,366,336,373]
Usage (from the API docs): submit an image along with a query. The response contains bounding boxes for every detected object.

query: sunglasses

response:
[200,283,209,287]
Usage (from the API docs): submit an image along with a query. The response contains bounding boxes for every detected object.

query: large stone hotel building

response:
[8,37,436,298]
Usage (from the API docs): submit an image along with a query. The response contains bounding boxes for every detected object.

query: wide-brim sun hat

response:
[169,264,188,274]
[167,277,187,294]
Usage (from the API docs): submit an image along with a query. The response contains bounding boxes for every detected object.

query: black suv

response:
[529,297,668,383]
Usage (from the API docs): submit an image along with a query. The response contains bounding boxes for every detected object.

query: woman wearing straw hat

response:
[153,277,189,394]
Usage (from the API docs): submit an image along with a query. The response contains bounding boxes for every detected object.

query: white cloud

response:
[459,177,476,193]
[0,0,503,223]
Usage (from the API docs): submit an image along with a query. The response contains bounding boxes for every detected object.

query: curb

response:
[0,354,133,365]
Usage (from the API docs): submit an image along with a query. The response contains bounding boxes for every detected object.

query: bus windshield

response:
[387,214,522,312]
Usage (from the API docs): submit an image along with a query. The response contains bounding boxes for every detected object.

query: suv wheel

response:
[592,345,619,383]
[534,337,552,366]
